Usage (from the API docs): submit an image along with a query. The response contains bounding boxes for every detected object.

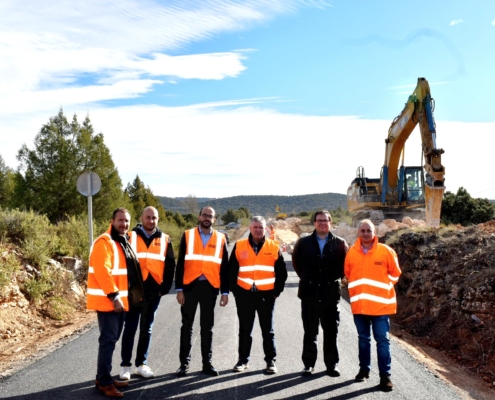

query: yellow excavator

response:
[275,205,287,220]
[347,77,445,227]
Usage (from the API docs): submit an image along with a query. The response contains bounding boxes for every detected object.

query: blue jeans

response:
[97,311,125,385]
[353,314,391,376]
[121,296,161,367]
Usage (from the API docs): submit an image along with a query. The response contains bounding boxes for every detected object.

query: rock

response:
[61,257,82,272]
[402,216,414,226]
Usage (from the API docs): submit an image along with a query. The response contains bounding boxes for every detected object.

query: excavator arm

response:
[382,77,445,226]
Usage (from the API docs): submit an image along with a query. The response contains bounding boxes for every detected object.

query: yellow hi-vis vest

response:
[129,231,169,284]
[183,228,225,289]
[235,239,279,291]
[87,225,129,311]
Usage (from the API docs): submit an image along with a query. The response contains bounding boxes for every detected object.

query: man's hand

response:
[113,297,124,313]
[219,295,228,307]
[176,291,185,305]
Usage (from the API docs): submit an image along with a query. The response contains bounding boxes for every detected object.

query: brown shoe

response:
[95,379,129,388]
[97,383,124,398]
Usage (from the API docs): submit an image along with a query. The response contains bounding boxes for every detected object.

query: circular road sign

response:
[76,171,101,196]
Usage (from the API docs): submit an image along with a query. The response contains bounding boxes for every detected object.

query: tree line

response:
[1,109,493,231]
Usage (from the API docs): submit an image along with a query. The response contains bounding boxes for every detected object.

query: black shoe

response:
[266,360,277,374]
[327,366,340,377]
[233,361,249,372]
[302,367,314,376]
[379,375,393,392]
[176,364,189,377]
[202,364,219,376]
[355,369,370,382]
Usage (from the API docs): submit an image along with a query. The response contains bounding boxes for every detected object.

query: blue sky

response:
[1,0,495,199]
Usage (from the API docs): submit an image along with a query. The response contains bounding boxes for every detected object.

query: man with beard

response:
[175,206,229,377]
[87,208,143,398]
[119,206,176,380]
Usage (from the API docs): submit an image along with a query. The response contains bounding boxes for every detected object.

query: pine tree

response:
[125,175,166,221]
[15,109,128,222]
[0,155,15,208]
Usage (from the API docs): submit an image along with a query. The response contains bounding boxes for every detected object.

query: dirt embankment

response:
[388,222,495,393]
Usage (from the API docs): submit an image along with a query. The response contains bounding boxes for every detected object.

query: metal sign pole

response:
[78,171,101,251]
[87,172,94,247]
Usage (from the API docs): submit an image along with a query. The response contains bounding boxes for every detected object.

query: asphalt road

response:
[0,239,468,400]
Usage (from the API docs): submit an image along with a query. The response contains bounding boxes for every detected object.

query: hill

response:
[157,193,347,216]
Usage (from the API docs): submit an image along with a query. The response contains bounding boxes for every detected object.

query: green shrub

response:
[0,244,21,295]
[45,296,75,320]
[0,209,59,267]
[56,215,91,261]
[23,266,54,304]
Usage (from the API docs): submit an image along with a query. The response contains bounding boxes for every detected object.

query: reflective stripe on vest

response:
[184,230,223,264]
[86,228,129,312]
[236,239,278,291]
[349,292,397,305]
[129,231,168,283]
[129,231,167,262]
[183,228,223,288]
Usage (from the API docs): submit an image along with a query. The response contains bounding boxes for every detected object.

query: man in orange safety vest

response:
[344,219,401,392]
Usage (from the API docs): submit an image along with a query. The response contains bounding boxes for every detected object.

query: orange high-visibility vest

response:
[183,228,225,289]
[87,225,129,312]
[344,236,401,315]
[129,230,168,284]
[235,239,279,291]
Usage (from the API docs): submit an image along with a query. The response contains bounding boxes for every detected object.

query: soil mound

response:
[386,224,495,387]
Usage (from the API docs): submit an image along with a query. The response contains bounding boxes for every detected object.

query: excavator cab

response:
[402,167,424,204]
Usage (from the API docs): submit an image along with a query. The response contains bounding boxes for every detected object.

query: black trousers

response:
[179,281,217,366]
[235,289,276,364]
[301,300,340,369]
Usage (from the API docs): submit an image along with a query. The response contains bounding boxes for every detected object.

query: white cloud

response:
[449,19,463,26]
[0,0,313,114]
[2,102,491,199]
[492,18,495,26]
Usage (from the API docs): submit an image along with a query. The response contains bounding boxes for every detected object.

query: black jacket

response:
[292,230,348,304]
[110,225,143,304]
[229,234,288,298]
[132,225,176,300]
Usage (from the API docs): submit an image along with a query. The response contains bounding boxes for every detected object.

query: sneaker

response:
[355,369,370,382]
[266,361,277,374]
[327,365,341,377]
[136,364,155,378]
[302,366,314,376]
[119,366,131,380]
[233,361,249,372]
[379,375,393,392]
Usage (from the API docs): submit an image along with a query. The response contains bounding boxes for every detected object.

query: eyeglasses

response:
[201,213,215,219]
[315,219,330,223]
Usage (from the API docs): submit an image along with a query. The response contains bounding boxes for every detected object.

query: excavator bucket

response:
[425,185,445,227]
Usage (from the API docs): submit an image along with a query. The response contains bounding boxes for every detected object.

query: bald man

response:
[119,206,176,380]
